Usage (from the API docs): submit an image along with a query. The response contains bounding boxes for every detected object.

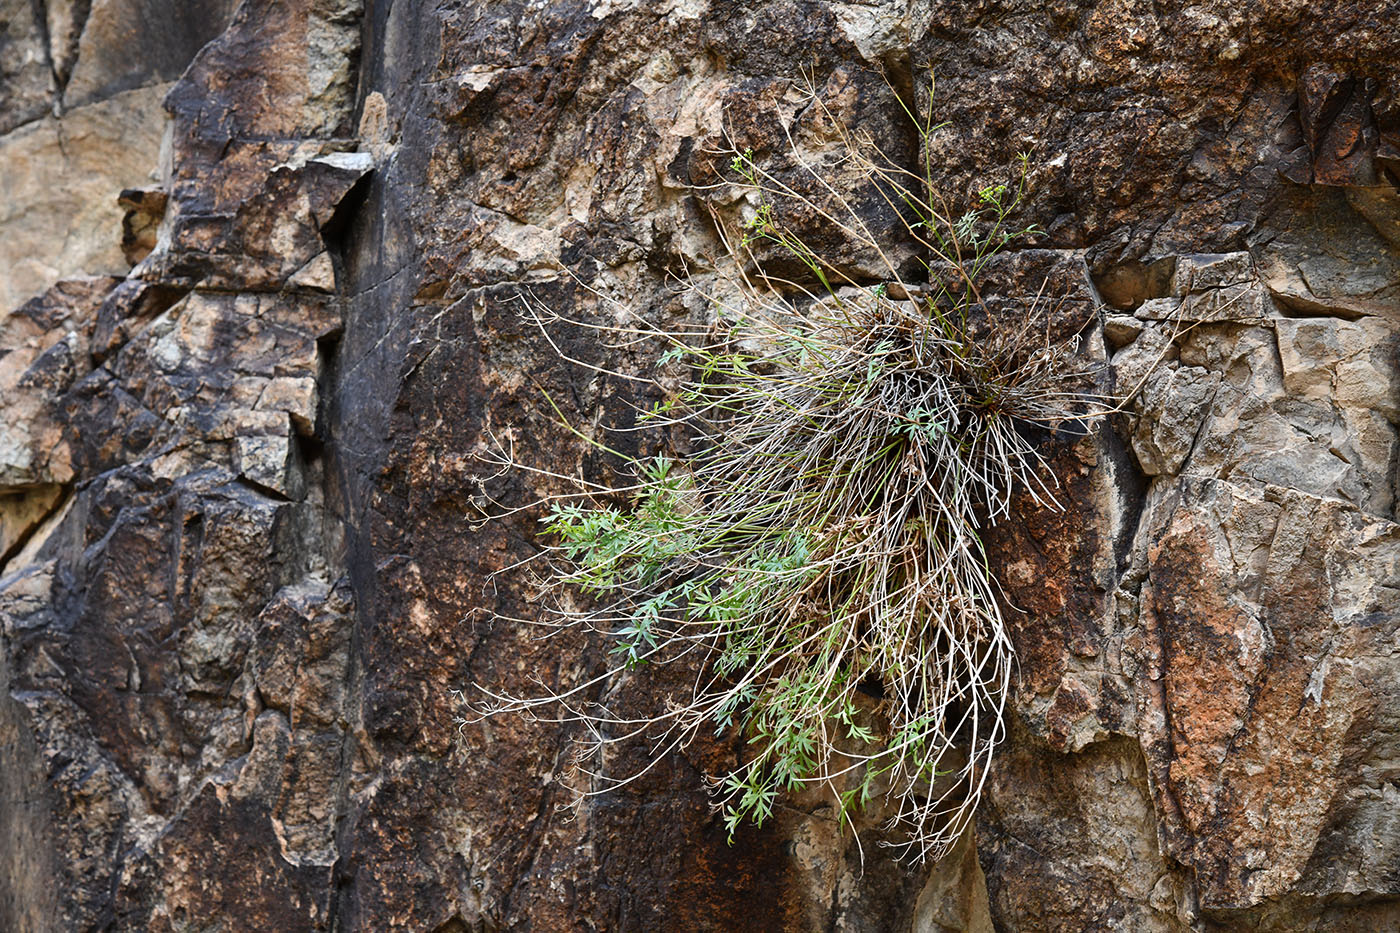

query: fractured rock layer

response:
[0,0,1397,930]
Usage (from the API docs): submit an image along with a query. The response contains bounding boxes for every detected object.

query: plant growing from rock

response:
[470,76,1120,862]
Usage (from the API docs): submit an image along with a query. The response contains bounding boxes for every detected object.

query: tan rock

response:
[0,484,63,561]
[0,85,167,312]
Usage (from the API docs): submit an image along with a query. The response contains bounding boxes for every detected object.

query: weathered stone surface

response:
[1135,477,1400,908]
[1099,226,1400,921]
[62,0,240,110]
[0,85,168,312]
[0,2,369,929]
[0,0,52,135]
[0,484,63,562]
[118,186,168,266]
[981,734,1189,931]
[0,276,121,487]
[2,0,1399,930]
[1253,185,1400,318]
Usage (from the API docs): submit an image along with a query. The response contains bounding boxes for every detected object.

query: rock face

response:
[1,1,1397,931]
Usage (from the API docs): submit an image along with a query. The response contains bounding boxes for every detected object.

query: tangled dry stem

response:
[468,75,1133,862]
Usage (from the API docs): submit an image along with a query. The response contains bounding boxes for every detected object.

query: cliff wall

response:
[1,1,1397,929]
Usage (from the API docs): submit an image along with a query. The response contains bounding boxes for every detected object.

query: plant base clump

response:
[470,75,1118,862]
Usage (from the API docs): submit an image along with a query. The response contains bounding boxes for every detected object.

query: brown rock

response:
[1136,479,1400,908]
[0,0,53,134]
[118,187,168,266]
[0,86,167,311]
[2,0,1400,930]
[61,0,241,110]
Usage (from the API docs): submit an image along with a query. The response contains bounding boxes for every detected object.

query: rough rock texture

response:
[1,0,1398,931]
